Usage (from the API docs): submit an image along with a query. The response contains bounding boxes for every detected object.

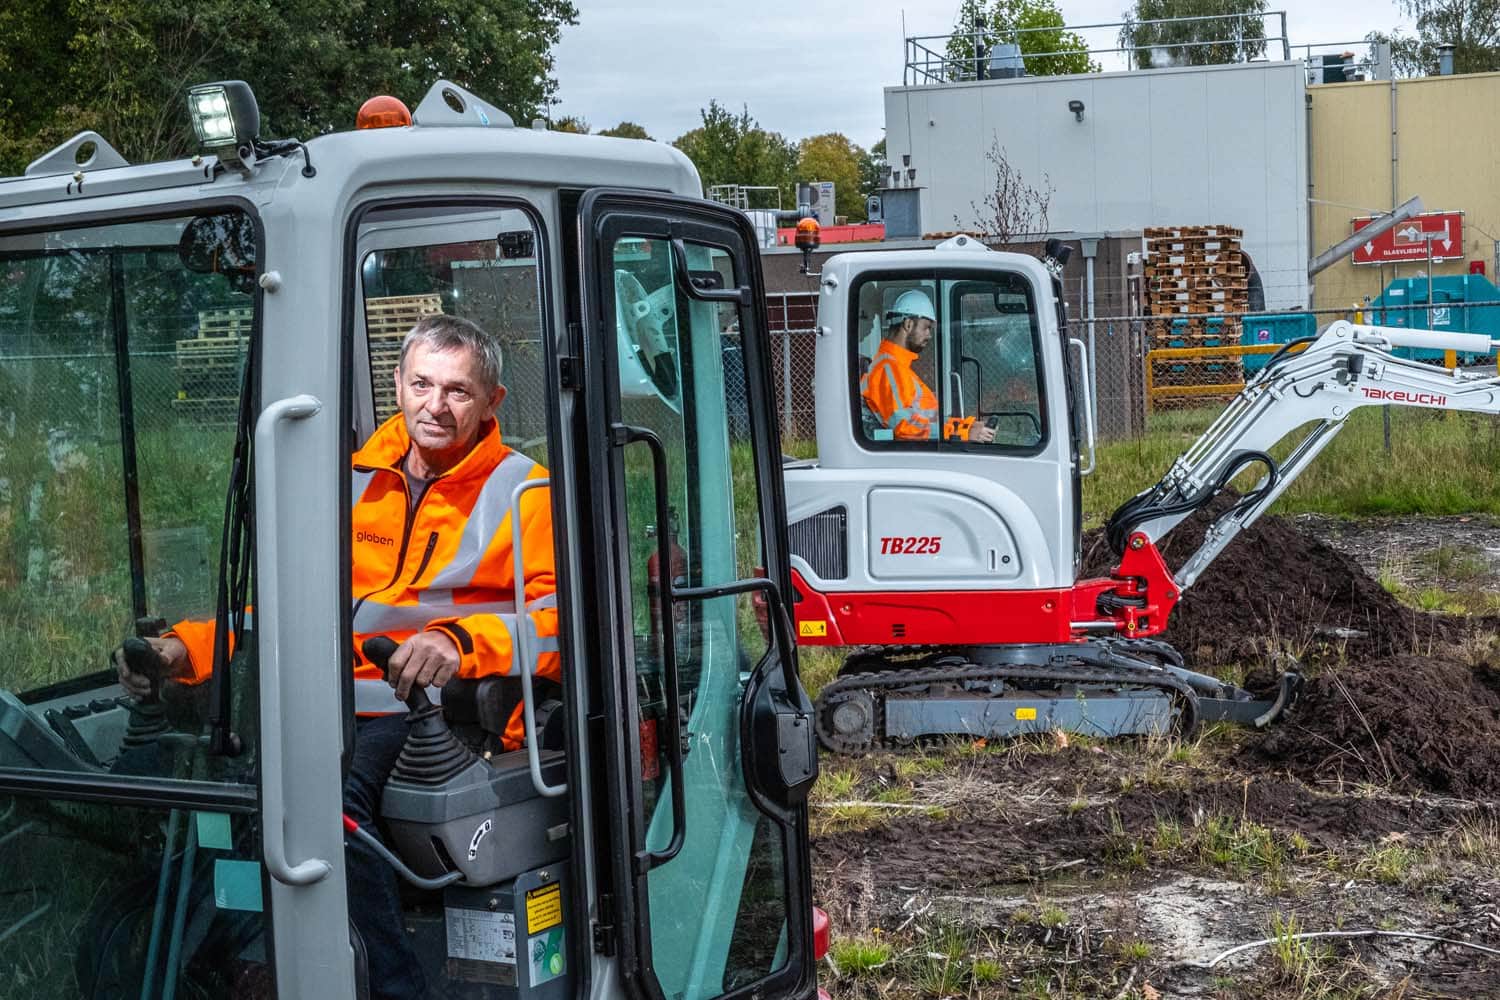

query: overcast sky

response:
[552,1,1417,147]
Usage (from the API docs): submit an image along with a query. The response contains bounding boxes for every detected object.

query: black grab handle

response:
[361,636,433,714]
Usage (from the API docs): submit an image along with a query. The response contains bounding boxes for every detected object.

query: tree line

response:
[3,0,1491,195]
[558,104,883,224]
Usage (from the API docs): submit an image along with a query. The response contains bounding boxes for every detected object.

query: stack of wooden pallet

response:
[366,293,444,421]
[174,306,254,426]
[1142,225,1248,405]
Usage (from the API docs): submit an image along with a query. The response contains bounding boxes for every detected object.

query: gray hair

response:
[398,314,504,390]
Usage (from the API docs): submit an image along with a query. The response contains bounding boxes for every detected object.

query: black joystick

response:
[120,636,172,749]
[362,637,477,786]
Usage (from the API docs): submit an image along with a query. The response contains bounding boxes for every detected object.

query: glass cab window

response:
[608,233,792,997]
[853,272,1046,451]
[0,210,271,996]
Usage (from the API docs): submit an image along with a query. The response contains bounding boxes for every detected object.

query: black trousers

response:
[344,714,425,1000]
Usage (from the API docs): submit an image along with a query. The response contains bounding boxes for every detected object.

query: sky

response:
[551,1,1417,149]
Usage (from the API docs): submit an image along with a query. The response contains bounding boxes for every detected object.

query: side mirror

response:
[178,213,257,294]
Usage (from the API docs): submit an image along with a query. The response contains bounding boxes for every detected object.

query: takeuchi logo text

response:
[1360,387,1447,406]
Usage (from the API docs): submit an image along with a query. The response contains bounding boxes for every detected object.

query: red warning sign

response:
[1351,212,1465,265]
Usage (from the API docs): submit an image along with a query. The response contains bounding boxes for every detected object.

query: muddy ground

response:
[811,513,1500,999]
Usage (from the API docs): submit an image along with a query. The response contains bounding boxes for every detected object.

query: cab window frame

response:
[0,194,266,809]
[848,266,1050,459]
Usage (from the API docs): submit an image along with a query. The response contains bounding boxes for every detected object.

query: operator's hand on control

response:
[388,631,462,701]
[967,421,996,444]
[112,636,191,700]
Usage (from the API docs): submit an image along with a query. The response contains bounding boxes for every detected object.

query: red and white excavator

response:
[783,236,1500,752]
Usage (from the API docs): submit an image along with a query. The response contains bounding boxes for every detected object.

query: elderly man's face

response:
[394,343,505,466]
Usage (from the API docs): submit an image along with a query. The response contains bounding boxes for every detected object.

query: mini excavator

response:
[784,236,1500,752]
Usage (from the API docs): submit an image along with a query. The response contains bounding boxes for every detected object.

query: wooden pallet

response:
[1146,240,1240,256]
[365,294,444,340]
[1145,261,1248,278]
[1143,225,1243,240]
[1147,251,1241,267]
[197,307,254,339]
[1149,302,1235,316]
[1149,274,1250,291]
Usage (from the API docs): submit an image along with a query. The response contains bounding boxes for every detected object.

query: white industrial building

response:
[883,60,1310,309]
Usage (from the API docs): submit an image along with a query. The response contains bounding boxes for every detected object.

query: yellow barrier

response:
[1145,343,1284,412]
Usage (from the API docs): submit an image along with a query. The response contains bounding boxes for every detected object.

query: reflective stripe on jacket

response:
[173,413,560,750]
[861,339,938,440]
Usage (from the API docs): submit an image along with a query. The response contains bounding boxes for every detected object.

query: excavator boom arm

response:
[1107,321,1500,591]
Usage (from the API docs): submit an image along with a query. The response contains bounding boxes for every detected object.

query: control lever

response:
[119,628,173,751]
[362,636,434,714]
[361,637,477,786]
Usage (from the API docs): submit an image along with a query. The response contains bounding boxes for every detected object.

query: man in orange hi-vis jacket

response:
[113,314,555,1000]
[862,289,996,444]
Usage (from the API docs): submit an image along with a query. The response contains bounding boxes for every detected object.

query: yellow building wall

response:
[1310,72,1500,313]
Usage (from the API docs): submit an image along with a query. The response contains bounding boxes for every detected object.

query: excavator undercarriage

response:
[813,641,1301,752]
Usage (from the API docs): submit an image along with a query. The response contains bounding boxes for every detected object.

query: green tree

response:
[1367,1,1500,77]
[599,121,652,140]
[671,101,797,204]
[1119,0,1268,69]
[945,0,1098,78]
[796,133,867,221]
[859,138,888,206]
[553,115,591,133]
[0,0,578,175]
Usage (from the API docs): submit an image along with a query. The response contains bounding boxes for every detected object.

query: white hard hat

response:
[886,289,935,323]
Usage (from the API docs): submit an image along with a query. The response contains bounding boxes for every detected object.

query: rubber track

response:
[815,658,1201,754]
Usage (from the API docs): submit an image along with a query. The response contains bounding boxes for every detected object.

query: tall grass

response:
[1084,406,1500,525]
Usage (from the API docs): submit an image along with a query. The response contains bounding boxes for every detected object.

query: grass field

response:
[1083,406,1500,526]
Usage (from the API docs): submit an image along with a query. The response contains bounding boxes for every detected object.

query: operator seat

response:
[438,673,564,754]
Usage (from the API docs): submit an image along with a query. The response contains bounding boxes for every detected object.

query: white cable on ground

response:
[1203,929,1500,968]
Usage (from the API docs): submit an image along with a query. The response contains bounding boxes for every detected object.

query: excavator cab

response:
[787,236,1090,649]
[0,81,817,999]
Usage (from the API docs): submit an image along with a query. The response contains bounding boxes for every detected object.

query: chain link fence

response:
[765,292,820,443]
[756,286,1500,450]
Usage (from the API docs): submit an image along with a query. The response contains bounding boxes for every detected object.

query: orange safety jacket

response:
[861,339,939,440]
[172,413,560,750]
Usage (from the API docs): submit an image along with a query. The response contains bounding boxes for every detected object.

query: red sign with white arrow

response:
[1351,211,1465,265]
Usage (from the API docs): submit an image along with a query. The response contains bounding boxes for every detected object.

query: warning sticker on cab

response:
[526,883,562,935]
[1013,707,1038,721]
[798,620,828,638]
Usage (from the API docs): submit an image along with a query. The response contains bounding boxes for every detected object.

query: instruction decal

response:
[525,882,563,935]
[446,906,516,966]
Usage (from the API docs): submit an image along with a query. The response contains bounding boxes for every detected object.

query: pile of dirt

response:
[1252,653,1500,796]
[1082,503,1455,667]
[1083,501,1500,795]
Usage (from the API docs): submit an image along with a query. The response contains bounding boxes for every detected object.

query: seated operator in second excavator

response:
[113,314,559,1000]
[861,289,996,444]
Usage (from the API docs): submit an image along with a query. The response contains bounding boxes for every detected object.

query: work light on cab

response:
[795,217,821,274]
[186,81,259,166]
[357,96,413,130]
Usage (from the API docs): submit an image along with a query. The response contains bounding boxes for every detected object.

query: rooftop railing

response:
[904,12,1293,85]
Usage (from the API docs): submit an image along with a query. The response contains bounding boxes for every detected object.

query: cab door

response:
[575,191,818,1000]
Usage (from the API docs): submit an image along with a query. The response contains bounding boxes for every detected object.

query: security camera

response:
[1068,99,1085,122]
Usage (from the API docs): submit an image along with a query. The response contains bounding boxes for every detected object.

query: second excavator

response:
[783,236,1500,752]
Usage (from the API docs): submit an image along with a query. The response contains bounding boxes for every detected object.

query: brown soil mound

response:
[1082,503,1452,667]
[1084,501,1500,795]
[1253,654,1500,796]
